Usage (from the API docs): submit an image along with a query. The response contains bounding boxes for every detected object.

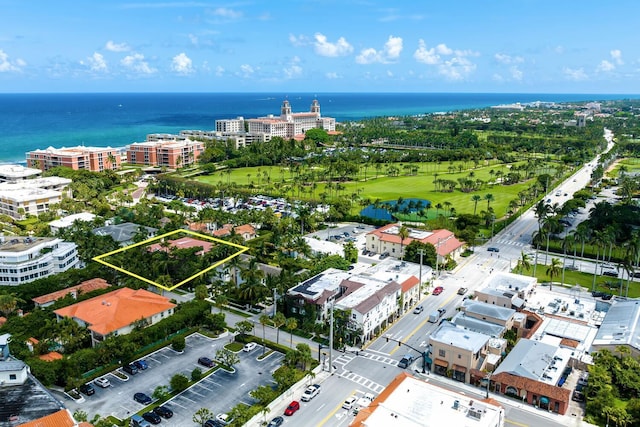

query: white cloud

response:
[211,7,242,19]
[597,60,615,73]
[356,35,403,64]
[438,56,476,81]
[283,56,302,79]
[238,64,255,78]
[86,52,108,72]
[494,53,524,64]
[611,49,623,65]
[0,49,24,72]
[121,53,157,74]
[510,66,523,81]
[188,34,199,46]
[171,52,194,75]
[313,33,353,57]
[563,67,588,81]
[413,39,476,80]
[554,45,565,54]
[413,40,440,65]
[105,40,130,52]
[215,65,224,76]
[325,71,340,79]
[289,34,309,47]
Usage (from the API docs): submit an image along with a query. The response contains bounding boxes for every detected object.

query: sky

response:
[1,0,639,94]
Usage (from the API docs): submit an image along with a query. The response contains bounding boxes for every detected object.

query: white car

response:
[301,384,321,402]
[216,413,233,426]
[342,396,357,410]
[94,377,111,388]
[243,342,257,352]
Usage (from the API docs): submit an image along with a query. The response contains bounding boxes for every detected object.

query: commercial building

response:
[53,288,176,347]
[591,299,640,358]
[474,271,537,310]
[26,146,121,172]
[351,372,504,427]
[0,176,72,219]
[366,224,464,262]
[126,137,204,169]
[0,237,79,285]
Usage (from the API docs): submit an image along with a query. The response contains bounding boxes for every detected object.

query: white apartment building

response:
[0,176,72,219]
[0,164,41,182]
[0,237,79,285]
[215,117,246,133]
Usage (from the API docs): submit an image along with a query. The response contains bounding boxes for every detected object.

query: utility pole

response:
[435,238,441,278]
[328,298,334,374]
[273,288,277,317]
[418,248,425,295]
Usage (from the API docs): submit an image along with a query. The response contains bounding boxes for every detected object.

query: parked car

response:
[342,396,357,410]
[602,269,618,277]
[413,305,423,314]
[602,294,613,300]
[284,401,300,416]
[94,377,110,388]
[134,359,149,370]
[123,364,138,375]
[432,286,444,296]
[243,342,257,352]
[133,392,152,405]
[267,416,284,427]
[153,405,173,419]
[215,413,233,426]
[142,411,161,425]
[487,247,500,252]
[198,357,215,368]
[301,384,321,402]
[130,414,152,427]
[457,287,468,295]
[379,252,390,259]
[79,383,95,396]
[572,390,585,402]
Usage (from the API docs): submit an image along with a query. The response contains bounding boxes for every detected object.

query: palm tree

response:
[471,194,481,215]
[272,312,286,345]
[398,225,410,259]
[590,230,607,291]
[285,317,298,349]
[546,258,562,291]
[484,193,495,211]
[515,251,531,275]
[259,314,270,356]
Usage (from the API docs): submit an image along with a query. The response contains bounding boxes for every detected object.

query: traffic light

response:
[386,337,389,343]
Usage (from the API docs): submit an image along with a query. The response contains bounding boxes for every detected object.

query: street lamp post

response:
[418,248,425,296]
[485,372,493,399]
[328,298,334,374]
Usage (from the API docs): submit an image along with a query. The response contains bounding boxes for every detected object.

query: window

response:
[438,349,446,357]
[9,374,17,380]
[458,354,461,359]
[352,313,356,319]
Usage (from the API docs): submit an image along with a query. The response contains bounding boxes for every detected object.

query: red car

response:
[432,286,444,296]
[284,401,300,416]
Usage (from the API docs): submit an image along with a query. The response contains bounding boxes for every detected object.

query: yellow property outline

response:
[92,229,249,291]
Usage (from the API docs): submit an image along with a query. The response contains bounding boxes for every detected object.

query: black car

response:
[79,383,95,396]
[133,392,152,404]
[153,405,173,419]
[602,270,618,277]
[203,420,224,427]
[602,294,613,300]
[198,357,215,368]
[591,291,605,298]
[123,363,138,375]
[142,411,161,425]
[487,247,500,252]
[267,416,284,427]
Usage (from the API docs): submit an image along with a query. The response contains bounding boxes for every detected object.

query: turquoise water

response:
[1,92,636,163]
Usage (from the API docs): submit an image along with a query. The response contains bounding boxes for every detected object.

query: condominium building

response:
[0,176,72,219]
[0,237,79,285]
[126,137,204,168]
[0,164,41,182]
[26,146,121,172]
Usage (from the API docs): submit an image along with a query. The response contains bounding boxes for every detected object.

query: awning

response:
[424,355,433,364]
[540,397,550,404]
[434,359,449,368]
[452,364,467,372]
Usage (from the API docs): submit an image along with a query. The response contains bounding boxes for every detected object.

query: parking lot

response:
[60,333,284,425]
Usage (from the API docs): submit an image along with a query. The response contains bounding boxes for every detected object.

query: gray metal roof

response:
[463,300,516,321]
[450,312,506,337]
[0,359,25,372]
[494,339,557,380]
[92,222,157,244]
[592,300,640,350]
[429,321,489,353]
[0,374,64,425]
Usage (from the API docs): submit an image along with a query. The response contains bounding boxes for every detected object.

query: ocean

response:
[1,92,637,164]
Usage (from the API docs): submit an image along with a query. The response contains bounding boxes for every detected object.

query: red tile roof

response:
[32,278,111,306]
[400,276,419,293]
[148,236,213,255]
[18,409,78,427]
[367,224,464,257]
[38,351,63,362]
[53,288,175,336]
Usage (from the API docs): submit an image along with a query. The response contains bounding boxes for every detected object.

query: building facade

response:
[26,146,121,172]
[0,176,72,219]
[126,138,204,168]
[366,224,465,262]
[0,237,79,285]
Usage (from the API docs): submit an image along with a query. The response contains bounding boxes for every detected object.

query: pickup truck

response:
[428,308,446,323]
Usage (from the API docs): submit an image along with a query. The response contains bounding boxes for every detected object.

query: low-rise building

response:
[32,278,111,308]
[351,372,505,427]
[92,222,157,246]
[0,237,79,285]
[26,146,121,172]
[0,164,41,182]
[366,223,464,262]
[460,300,516,330]
[475,271,537,309]
[48,213,97,234]
[53,288,176,347]
[126,137,203,169]
[0,177,72,219]
[428,321,495,383]
[591,299,640,358]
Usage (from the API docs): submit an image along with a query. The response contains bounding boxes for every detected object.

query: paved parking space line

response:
[176,395,198,404]
[168,400,188,409]
[187,389,207,398]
